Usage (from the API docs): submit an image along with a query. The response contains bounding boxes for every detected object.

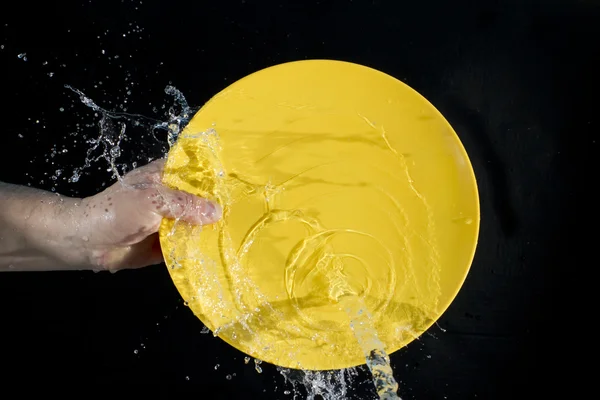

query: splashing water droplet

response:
[69,171,80,183]
[109,146,121,159]
[254,359,263,374]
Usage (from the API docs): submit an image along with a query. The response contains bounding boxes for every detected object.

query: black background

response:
[0,0,594,398]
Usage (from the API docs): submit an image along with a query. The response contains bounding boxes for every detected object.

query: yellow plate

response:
[158,60,479,371]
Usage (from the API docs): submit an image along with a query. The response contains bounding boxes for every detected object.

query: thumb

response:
[150,186,222,225]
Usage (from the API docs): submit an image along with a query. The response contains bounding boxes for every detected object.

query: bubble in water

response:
[244,356,250,364]
[214,364,220,370]
[225,374,232,380]
[133,349,138,355]
[17,52,27,61]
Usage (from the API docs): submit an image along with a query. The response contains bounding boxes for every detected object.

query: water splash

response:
[162,85,191,146]
[278,367,365,400]
[63,84,192,184]
[347,299,400,399]
[64,86,418,399]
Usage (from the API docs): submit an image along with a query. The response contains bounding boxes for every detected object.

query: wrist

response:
[26,195,94,270]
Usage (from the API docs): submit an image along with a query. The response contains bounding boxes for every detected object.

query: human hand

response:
[76,159,221,272]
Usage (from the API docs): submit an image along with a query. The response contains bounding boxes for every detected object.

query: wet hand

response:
[77,159,221,272]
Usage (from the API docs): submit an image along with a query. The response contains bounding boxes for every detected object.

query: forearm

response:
[0,182,90,271]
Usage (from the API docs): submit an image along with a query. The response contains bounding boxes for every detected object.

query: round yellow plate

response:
[159,60,479,371]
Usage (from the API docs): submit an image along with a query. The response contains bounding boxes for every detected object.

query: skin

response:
[0,159,221,272]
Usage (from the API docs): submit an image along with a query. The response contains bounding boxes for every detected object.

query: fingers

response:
[120,158,222,225]
[148,186,222,225]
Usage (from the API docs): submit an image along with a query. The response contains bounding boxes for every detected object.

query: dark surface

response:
[0,0,593,398]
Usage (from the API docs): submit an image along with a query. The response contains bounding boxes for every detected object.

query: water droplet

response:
[109,146,121,158]
[69,171,80,183]
[254,359,263,374]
